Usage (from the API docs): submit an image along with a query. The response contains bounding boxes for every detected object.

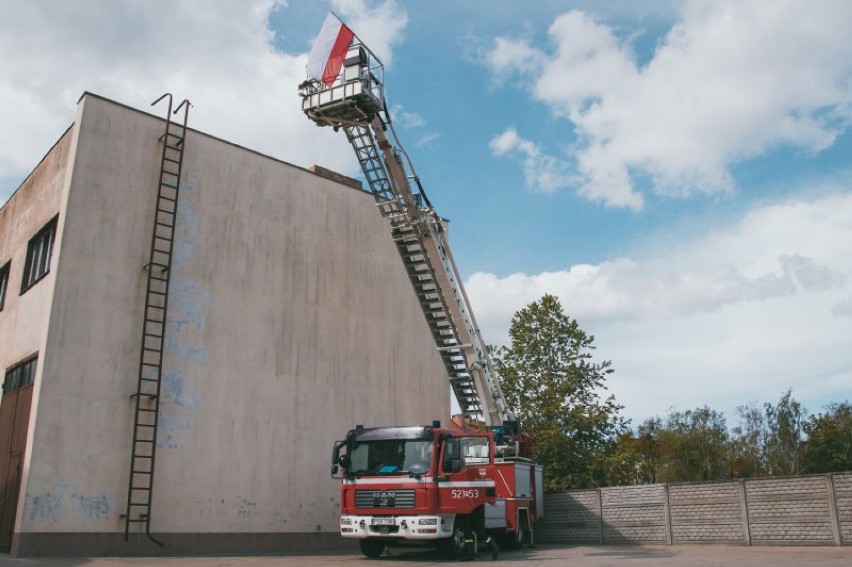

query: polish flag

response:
[307,13,355,87]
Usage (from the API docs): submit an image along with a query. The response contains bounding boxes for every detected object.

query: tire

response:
[501,511,526,549]
[498,524,524,550]
[359,539,386,558]
[441,520,468,559]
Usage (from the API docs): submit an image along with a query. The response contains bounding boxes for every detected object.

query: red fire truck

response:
[300,14,544,558]
[331,421,542,558]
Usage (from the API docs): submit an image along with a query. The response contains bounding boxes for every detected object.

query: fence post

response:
[827,474,842,546]
[738,479,751,546]
[664,483,673,545]
[597,488,604,544]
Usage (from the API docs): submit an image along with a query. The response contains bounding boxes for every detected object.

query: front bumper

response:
[339,514,455,540]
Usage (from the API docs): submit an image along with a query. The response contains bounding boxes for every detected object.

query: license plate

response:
[372,518,395,526]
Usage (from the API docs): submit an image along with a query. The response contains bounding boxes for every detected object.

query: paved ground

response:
[1,545,850,567]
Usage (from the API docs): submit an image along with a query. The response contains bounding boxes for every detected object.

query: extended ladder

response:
[298,35,514,427]
[343,123,485,419]
[123,94,191,545]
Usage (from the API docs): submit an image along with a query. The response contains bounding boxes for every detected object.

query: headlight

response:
[418,517,439,525]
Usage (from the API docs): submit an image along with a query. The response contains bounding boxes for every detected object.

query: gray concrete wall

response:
[6,93,450,555]
[541,472,852,546]
[0,126,73,376]
[0,119,79,553]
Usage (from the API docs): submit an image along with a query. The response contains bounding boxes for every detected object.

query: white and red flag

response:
[307,13,355,87]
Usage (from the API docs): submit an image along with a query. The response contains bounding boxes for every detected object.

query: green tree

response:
[730,403,768,478]
[802,402,852,473]
[635,417,664,484]
[590,432,646,487]
[656,406,730,483]
[493,294,625,491]
[764,390,807,475]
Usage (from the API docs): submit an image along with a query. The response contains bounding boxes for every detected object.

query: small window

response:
[21,215,58,293]
[0,260,9,311]
[3,355,37,395]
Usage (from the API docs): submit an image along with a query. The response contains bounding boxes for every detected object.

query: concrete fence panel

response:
[539,472,852,547]
[746,476,835,545]
[600,485,668,544]
[541,490,601,543]
[668,481,745,544]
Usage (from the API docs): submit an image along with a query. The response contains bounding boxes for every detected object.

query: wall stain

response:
[72,494,110,520]
[25,493,62,524]
[158,175,211,449]
[24,481,115,525]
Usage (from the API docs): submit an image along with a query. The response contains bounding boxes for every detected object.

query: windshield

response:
[349,439,433,476]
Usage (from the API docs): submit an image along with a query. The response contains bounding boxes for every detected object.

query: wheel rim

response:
[452,527,465,553]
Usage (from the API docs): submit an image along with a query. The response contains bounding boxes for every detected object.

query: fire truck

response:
[299,15,543,558]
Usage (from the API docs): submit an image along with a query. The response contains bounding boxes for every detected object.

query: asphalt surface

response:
[1,545,851,566]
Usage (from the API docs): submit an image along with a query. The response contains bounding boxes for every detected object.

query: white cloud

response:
[485,0,852,209]
[466,190,852,422]
[485,37,547,83]
[489,126,576,194]
[0,0,408,202]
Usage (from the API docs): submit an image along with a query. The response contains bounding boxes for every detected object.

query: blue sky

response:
[2,0,851,427]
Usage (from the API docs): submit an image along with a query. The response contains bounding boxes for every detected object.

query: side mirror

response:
[331,441,346,479]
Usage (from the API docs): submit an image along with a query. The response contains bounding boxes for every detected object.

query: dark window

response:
[0,261,9,311]
[21,216,58,293]
[3,356,37,395]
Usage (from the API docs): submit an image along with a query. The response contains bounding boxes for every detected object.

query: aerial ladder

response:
[298,16,525,452]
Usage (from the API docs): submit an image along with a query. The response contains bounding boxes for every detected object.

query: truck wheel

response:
[359,539,386,558]
[441,525,467,559]
[500,512,526,549]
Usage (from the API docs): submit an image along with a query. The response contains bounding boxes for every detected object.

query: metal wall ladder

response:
[344,124,483,419]
[123,94,191,545]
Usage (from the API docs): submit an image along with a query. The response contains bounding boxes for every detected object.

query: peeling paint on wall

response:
[25,493,62,524]
[159,173,211,449]
[71,494,110,521]
[24,481,116,526]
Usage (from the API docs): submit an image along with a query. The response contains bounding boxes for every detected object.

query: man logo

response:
[372,491,397,507]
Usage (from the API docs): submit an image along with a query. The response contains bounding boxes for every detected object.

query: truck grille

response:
[355,489,416,509]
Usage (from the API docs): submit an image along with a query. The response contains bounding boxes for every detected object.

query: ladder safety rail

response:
[123,93,190,547]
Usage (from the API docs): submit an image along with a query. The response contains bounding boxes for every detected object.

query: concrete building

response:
[0,93,450,556]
